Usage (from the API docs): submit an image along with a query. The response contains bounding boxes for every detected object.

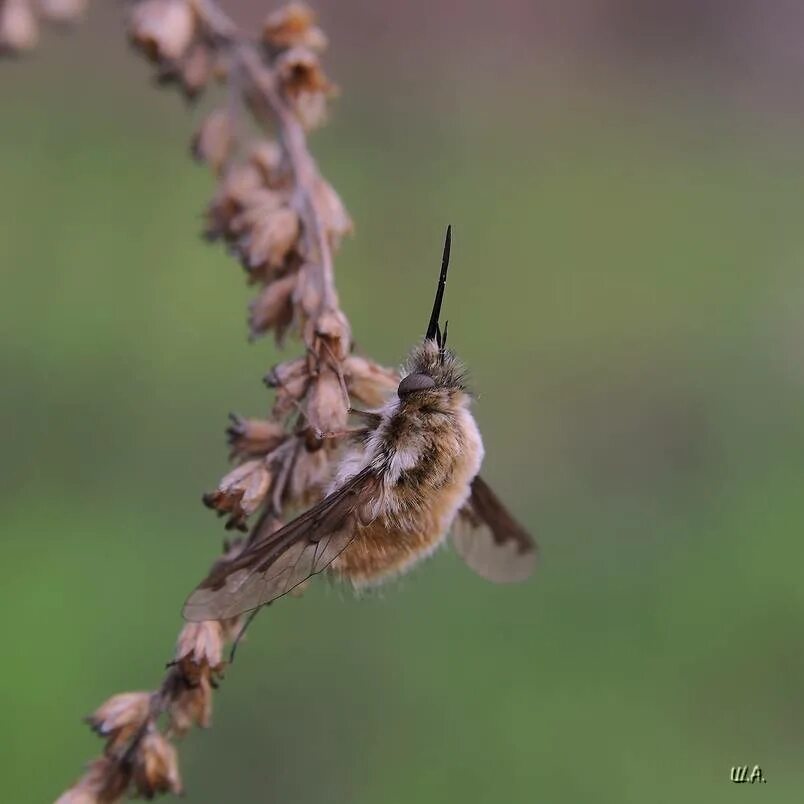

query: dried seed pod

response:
[316,178,352,243]
[228,189,286,241]
[192,108,234,174]
[315,307,351,361]
[264,356,308,388]
[249,140,287,188]
[128,0,196,63]
[132,729,182,798]
[166,671,214,736]
[272,366,311,398]
[0,0,39,52]
[205,162,264,239]
[306,366,347,435]
[239,206,300,271]
[294,88,329,130]
[262,2,326,51]
[300,25,326,52]
[272,372,310,418]
[226,413,286,458]
[248,272,296,338]
[344,355,398,407]
[175,620,225,670]
[86,692,152,756]
[275,45,331,97]
[203,459,272,528]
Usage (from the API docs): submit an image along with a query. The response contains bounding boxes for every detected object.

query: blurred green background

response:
[3,2,804,802]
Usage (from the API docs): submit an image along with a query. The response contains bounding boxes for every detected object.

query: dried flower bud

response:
[316,178,352,244]
[180,40,212,98]
[294,90,328,130]
[264,356,308,388]
[344,355,398,407]
[275,46,332,97]
[300,25,326,52]
[132,729,182,798]
[204,458,272,528]
[262,2,326,51]
[192,108,234,174]
[205,162,264,239]
[229,188,285,232]
[56,756,130,804]
[307,366,347,435]
[0,0,39,52]
[249,140,287,187]
[269,362,311,417]
[272,373,310,418]
[249,272,296,338]
[239,206,300,273]
[227,413,286,458]
[175,620,225,670]
[167,671,213,736]
[315,307,351,361]
[36,0,86,23]
[129,0,196,63]
[86,692,152,755]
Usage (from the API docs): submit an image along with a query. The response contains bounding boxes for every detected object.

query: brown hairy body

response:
[330,381,484,586]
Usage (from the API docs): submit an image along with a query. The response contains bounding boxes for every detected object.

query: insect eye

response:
[397,373,436,398]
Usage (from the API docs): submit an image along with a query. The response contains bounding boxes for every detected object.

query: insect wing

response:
[183,467,379,621]
[452,475,536,583]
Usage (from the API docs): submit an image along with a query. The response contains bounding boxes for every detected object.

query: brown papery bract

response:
[249,140,289,187]
[192,108,234,174]
[249,270,297,338]
[179,39,212,97]
[1,0,85,55]
[275,45,332,96]
[226,413,286,458]
[262,1,326,52]
[0,0,39,52]
[132,730,183,797]
[307,365,348,435]
[86,692,152,756]
[129,0,196,63]
[28,1,402,800]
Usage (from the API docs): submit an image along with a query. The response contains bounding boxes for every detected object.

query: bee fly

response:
[183,226,536,622]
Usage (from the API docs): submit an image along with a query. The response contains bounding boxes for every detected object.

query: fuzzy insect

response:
[183,226,536,622]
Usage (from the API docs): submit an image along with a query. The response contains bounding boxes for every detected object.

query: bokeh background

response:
[3,1,804,802]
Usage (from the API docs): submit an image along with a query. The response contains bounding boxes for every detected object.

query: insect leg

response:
[228,603,270,664]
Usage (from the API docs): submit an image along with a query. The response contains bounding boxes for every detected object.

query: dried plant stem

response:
[192,0,340,315]
[237,44,339,311]
[34,1,399,801]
